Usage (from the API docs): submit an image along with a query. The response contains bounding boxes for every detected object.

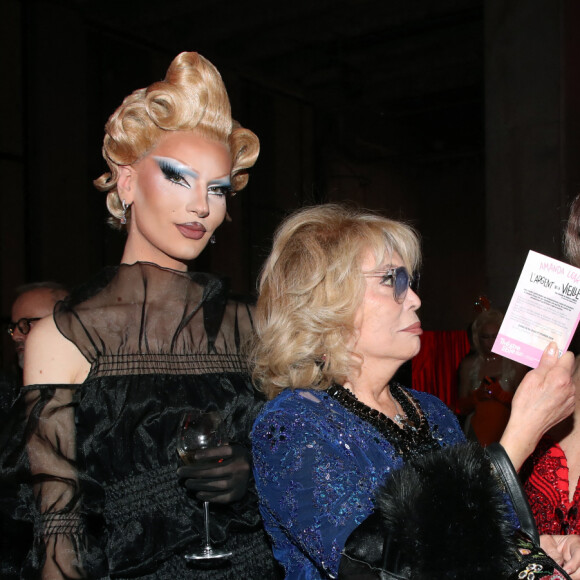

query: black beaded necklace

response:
[327,382,440,459]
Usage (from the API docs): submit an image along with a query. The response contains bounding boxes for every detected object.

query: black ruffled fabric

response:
[2,262,278,579]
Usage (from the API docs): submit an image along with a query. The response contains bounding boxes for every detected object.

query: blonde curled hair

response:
[93,52,260,228]
[251,204,421,399]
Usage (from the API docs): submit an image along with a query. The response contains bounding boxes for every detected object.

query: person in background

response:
[2,52,279,579]
[8,282,68,370]
[1,282,67,579]
[250,204,579,579]
[2,282,68,420]
[522,194,580,546]
[456,308,528,445]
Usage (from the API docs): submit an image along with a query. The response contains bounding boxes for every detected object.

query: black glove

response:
[177,443,250,504]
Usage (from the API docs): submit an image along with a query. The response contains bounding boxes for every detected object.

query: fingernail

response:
[547,343,556,356]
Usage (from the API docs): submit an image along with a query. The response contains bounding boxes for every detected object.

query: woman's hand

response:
[542,535,580,579]
[540,534,564,565]
[177,443,251,503]
[500,342,575,471]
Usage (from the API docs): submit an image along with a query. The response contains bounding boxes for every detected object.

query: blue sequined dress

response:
[251,386,465,579]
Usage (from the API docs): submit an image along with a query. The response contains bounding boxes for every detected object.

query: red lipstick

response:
[176,223,206,240]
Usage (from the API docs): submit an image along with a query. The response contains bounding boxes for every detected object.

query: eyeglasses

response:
[364,266,419,303]
[7,317,41,337]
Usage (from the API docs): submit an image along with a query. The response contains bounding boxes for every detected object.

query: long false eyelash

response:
[159,160,189,187]
[208,184,233,196]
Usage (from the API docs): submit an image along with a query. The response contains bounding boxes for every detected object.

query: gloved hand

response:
[474,376,500,401]
[473,384,492,402]
[479,376,513,405]
[488,380,514,405]
[177,443,250,504]
[486,378,503,398]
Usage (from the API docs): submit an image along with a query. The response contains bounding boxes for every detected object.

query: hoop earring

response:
[210,234,216,245]
[120,199,129,225]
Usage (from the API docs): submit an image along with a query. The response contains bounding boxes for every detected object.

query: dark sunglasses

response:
[7,317,41,337]
[365,266,419,304]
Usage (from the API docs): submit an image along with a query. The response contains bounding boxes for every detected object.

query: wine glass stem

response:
[203,501,211,549]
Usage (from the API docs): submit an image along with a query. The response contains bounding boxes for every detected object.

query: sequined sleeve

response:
[252,391,396,578]
[252,388,466,578]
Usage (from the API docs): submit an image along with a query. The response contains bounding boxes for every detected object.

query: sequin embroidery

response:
[251,386,464,579]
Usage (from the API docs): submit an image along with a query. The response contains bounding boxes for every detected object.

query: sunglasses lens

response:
[410,272,420,295]
[394,267,410,302]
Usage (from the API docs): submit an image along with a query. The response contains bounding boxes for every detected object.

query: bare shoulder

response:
[23,315,90,386]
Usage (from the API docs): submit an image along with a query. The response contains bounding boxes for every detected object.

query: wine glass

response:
[177,410,232,561]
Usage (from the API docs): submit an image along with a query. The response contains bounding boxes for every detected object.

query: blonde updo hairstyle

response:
[471,308,504,356]
[94,52,260,228]
[251,204,421,399]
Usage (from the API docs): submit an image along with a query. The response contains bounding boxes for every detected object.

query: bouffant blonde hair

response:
[94,52,260,228]
[471,308,503,355]
[251,204,421,399]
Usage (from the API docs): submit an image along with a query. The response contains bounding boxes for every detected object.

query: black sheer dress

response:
[7,262,278,579]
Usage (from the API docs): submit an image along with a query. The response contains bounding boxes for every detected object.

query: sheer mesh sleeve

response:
[24,384,93,579]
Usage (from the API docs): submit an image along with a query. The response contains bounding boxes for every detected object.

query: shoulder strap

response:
[339,510,408,579]
[485,442,540,545]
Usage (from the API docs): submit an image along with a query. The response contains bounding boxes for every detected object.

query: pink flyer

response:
[492,250,580,368]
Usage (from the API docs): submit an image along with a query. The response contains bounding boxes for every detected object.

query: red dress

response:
[522,436,580,535]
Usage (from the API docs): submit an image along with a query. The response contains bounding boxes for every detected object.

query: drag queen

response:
[8,52,278,579]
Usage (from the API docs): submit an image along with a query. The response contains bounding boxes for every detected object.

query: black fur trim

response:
[376,442,515,579]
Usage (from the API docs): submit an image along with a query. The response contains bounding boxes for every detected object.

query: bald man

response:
[9,282,68,369]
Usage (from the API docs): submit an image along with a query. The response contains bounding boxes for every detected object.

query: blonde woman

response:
[251,204,578,579]
[5,52,278,579]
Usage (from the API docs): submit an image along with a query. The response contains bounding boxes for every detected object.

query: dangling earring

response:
[210,234,216,245]
[120,199,129,225]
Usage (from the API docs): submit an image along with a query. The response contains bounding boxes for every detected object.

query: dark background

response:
[1,0,580,368]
